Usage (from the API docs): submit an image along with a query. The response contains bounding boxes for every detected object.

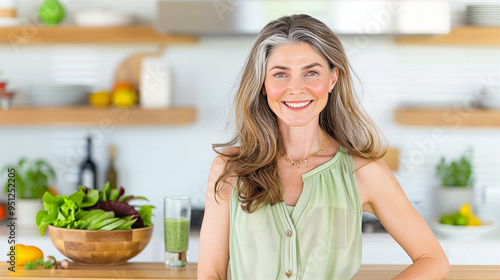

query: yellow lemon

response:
[112,88,137,108]
[89,91,111,108]
[459,203,472,217]
[466,214,482,226]
[12,244,43,266]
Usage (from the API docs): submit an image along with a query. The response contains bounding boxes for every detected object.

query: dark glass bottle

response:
[106,146,117,189]
[78,137,97,189]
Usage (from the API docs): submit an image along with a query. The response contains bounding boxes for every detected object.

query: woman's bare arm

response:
[197,155,234,280]
[355,158,450,279]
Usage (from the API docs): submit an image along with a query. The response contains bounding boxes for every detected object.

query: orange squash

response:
[12,244,43,266]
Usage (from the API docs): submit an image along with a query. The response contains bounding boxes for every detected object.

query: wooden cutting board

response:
[114,46,166,91]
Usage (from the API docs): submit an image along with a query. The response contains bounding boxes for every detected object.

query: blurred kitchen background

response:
[1,0,500,264]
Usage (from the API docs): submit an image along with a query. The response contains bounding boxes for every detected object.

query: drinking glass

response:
[164,196,191,267]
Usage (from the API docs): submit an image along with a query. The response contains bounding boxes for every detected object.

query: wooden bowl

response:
[48,225,153,264]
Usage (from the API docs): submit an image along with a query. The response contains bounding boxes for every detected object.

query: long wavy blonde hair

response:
[213,14,386,213]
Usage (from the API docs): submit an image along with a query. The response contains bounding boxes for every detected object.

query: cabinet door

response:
[362,237,412,265]
[447,243,500,265]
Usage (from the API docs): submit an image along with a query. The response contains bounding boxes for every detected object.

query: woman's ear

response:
[329,67,339,92]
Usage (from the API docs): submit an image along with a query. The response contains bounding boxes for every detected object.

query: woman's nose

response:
[287,77,305,94]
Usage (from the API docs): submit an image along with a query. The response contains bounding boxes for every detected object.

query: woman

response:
[198,14,449,280]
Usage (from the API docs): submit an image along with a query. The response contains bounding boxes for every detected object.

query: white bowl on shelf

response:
[72,10,135,27]
[26,84,89,107]
[432,221,497,240]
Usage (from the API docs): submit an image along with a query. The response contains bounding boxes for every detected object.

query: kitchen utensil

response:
[48,225,153,264]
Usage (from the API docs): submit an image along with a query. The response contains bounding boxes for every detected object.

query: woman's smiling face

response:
[264,42,338,127]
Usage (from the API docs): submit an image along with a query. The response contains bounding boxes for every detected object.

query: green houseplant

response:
[3,158,56,199]
[3,158,56,228]
[434,149,475,219]
[435,149,474,188]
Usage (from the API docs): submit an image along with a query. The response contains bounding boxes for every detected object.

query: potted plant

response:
[3,158,56,228]
[434,149,475,219]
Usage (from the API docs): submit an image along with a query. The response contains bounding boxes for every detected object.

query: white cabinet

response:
[362,233,500,265]
[445,242,500,265]
[362,234,411,264]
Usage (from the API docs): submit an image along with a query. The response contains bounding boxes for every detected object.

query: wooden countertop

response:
[2,263,500,279]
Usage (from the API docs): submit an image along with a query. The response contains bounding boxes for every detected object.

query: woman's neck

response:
[279,122,325,161]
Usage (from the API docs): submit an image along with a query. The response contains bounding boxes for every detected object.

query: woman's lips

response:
[282,100,313,111]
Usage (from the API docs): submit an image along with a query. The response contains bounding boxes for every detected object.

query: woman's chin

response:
[279,117,317,128]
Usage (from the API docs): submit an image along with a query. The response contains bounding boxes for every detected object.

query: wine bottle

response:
[106,146,117,189]
[78,137,97,189]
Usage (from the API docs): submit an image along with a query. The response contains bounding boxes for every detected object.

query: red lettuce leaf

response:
[116,187,125,200]
[85,201,144,228]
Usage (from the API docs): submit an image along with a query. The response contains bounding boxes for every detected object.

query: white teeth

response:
[284,101,312,108]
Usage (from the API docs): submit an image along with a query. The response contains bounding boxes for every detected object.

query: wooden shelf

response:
[396,27,500,45]
[0,107,196,126]
[0,25,197,44]
[394,108,500,127]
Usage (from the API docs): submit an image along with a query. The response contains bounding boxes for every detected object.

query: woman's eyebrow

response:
[268,62,323,71]
[302,63,323,69]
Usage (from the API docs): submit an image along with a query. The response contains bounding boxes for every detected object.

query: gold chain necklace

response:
[281,130,326,168]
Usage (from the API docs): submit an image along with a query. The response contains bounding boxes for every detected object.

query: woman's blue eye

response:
[274,73,286,78]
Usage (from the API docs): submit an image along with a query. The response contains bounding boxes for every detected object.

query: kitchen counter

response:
[2,263,500,279]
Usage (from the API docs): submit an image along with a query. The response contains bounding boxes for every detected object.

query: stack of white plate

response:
[467,4,500,26]
[26,84,89,107]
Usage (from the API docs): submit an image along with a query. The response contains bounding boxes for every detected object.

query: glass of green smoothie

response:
[164,196,191,267]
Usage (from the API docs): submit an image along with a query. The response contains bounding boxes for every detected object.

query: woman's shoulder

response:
[212,146,240,168]
[351,154,392,177]
[351,153,398,206]
[209,146,240,199]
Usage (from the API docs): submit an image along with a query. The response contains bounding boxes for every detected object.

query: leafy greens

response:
[36,183,154,236]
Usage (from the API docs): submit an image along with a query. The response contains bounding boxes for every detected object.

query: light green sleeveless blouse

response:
[229,147,362,280]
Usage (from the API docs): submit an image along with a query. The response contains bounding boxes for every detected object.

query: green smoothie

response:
[164,218,190,252]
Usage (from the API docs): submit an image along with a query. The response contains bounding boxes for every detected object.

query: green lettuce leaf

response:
[137,205,154,227]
